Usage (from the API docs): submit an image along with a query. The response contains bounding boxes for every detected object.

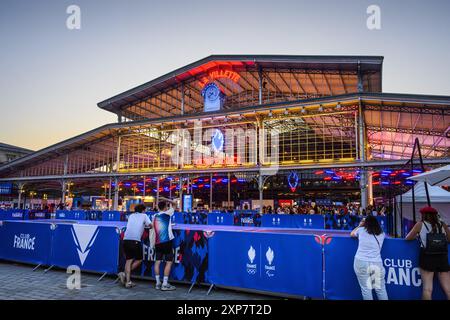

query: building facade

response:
[0,55,448,211]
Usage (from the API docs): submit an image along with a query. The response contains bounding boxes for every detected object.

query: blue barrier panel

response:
[324,214,361,230]
[184,212,207,225]
[134,229,209,283]
[207,213,234,226]
[55,210,68,219]
[32,212,47,220]
[376,216,388,234]
[402,218,415,238]
[208,231,323,298]
[0,221,52,265]
[0,210,25,220]
[101,211,122,221]
[325,214,388,233]
[50,223,120,274]
[235,213,261,227]
[261,214,325,229]
[173,211,184,224]
[56,210,86,220]
[71,211,87,220]
[323,236,448,300]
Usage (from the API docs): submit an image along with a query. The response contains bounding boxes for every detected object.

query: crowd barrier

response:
[261,214,324,229]
[0,219,448,299]
[1,209,389,233]
[323,236,448,300]
[128,228,209,284]
[0,221,120,275]
[208,230,323,298]
[402,218,415,238]
[207,212,234,226]
[50,223,120,274]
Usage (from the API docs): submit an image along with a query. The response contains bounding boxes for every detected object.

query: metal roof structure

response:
[98,55,383,121]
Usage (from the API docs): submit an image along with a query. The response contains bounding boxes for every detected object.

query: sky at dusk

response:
[1,0,450,150]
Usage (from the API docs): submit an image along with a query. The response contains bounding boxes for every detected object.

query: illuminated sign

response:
[199,69,241,88]
[202,82,225,112]
[183,194,193,213]
[211,129,224,152]
[287,172,299,192]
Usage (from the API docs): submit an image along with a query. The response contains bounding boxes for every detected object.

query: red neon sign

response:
[199,69,241,88]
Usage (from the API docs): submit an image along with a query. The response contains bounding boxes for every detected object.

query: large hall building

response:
[0,55,448,210]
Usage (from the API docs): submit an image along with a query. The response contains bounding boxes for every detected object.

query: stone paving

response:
[0,261,278,300]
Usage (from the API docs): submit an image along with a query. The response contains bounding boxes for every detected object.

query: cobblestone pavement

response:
[0,261,278,300]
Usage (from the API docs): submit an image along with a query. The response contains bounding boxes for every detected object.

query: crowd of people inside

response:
[208,203,388,216]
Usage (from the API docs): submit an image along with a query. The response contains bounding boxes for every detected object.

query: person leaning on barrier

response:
[350,215,388,300]
[150,197,177,291]
[118,204,152,288]
[405,206,450,300]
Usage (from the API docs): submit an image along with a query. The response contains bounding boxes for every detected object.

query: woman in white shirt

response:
[350,215,388,300]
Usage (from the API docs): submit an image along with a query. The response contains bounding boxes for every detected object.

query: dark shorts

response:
[155,240,174,262]
[419,249,450,272]
[123,240,143,261]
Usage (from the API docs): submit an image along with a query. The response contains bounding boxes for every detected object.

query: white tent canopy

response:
[398,182,450,203]
[408,164,450,186]
[395,182,450,236]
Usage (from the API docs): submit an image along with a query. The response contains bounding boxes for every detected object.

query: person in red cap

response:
[406,206,450,300]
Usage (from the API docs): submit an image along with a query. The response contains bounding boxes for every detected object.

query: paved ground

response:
[0,261,278,300]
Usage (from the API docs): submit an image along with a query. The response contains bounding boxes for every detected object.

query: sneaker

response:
[155,283,162,290]
[161,283,176,291]
[118,272,126,286]
[125,281,136,288]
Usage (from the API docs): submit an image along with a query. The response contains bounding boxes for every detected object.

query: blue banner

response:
[402,218,415,238]
[324,214,388,233]
[208,231,323,298]
[50,224,120,274]
[0,210,25,220]
[101,211,122,221]
[0,221,52,265]
[261,214,325,229]
[184,212,207,225]
[323,236,448,300]
[173,211,184,224]
[55,210,86,220]
[207,213,234,226]
[235,212,261,227]
[117,227,209,284]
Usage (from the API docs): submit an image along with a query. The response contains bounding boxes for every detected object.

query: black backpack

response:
[421,221,448,255]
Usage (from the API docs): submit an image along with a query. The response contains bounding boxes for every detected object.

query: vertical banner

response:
[208,231,323,298]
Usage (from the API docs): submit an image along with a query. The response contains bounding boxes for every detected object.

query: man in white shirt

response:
[118,204,152,288]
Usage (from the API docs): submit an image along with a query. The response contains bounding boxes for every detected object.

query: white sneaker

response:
[155,283,162,290]
[161,283,176,291]
[118,272,126,286]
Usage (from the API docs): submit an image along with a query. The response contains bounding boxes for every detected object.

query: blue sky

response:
[1,0,449,150]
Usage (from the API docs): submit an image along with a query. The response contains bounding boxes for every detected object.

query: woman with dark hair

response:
[351,215,388,300]
[405,206,450,300]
